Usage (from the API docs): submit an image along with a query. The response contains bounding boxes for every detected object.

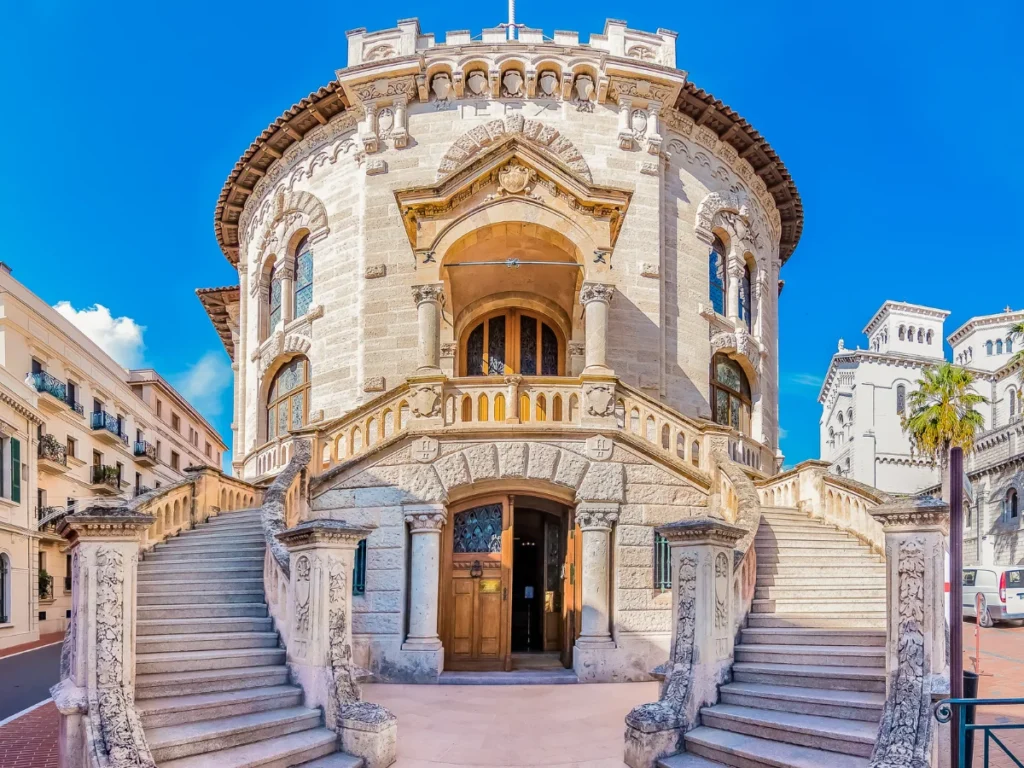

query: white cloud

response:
[778,426,789,439]
[173,351,233,419]
[788,373,823,388]
[54,302,146,368]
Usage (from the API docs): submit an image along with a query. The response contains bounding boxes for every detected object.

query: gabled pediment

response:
[394,136,632,255]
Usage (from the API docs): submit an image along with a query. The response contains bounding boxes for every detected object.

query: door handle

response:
[503,587,508,601]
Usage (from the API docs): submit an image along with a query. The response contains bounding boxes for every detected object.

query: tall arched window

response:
[461,309,563,376]
[896,384,906,415]
[908,326,915,342]
[709,237,727,316]
[1008,338,1015,354]
[917,328,924,343]
[739,262,753,331]
[711,353,751,433]
[996,339,1004,354]
[1006,488,1019,520]
[268,266,282,333]
[294,235,314,318]
[266,356,311,440]
[0,553,8,624]
[898,325,906,341]
[1009,388,1018,419]
[926,330,934,344]
[987,340,994,355]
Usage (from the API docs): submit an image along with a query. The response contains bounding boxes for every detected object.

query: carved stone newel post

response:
[277,520,398,768]
[868,497,950,768]
[51,502,157,768]
[400,504,446,679]
[624,518,745,768]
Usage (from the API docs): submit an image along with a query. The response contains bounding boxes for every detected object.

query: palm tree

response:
[902,363,987,478]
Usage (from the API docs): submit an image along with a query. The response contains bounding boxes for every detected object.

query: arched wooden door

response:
[441,495,514,671]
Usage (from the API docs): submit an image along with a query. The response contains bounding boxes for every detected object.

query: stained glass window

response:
[896,385,906,415]
[520,316,538,375]
[269,269,282,332]
[739,264,752,331]
[294,237,313,318]
[487,316,506,375]
[466,324,484,376]
[709,237,726,316]
[265,356,311,440]
[541,323,558,376]
[452,504,503,553]
[711,353,750,432]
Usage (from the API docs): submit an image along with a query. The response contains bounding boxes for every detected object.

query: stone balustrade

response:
[442,375,582,426]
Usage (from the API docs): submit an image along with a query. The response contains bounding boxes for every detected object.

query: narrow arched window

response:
[996,339,1004,354]
[711,353,751,433]
[987,341,994,355]
[917,328,924,343]
[847,408,854,423]
[1006,488,1019,520]
[837,412,844,425]
[926,330,934,344]
[739,262,752,331]
[896,384,906,415]
[908,326,915,342]
[266,356,311,440]
[0,553,8,624]
[294,235,314,318]
[1009,389,1017,419]
[1008,338,1015,354]
[898,325,906,341]
[268,266,282,332]
[709,237,727,316]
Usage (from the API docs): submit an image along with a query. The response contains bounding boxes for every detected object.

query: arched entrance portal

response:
[441,493,580,672]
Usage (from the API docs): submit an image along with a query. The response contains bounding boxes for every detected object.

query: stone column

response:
[623,518,745,768]
[868,497,950,768]
[277,520,397,768]
[50,502,156,768]
[402,505,446,663]
[575,502,618,651]
[579,282,614,374]
[278,260,296,327]
[726,256,742,321]
[412,284,445,373]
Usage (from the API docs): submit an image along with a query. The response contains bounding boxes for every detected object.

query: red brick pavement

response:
[0,633,64,660]
[0,701,59,768]
[963,619,1024,766]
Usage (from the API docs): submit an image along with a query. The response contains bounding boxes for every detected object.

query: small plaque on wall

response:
[478,579,501,594]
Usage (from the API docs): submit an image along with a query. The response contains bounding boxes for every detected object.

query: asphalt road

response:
[0,642,62,721]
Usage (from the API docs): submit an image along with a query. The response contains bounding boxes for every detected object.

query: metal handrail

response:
[935,698,1024,767]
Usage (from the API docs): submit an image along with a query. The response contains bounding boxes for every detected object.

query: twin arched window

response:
[266,235,314,337]
[461,309,563,376]
[266,356,311,440]
[711,353,751,433]
[709,237,727,316]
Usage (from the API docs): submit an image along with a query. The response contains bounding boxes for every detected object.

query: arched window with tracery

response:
[462,309,563,376]
[294,235,314,318]
[739,262,752,331]
[709,237,727,316]
[267,264,283,334]
[266,356,311,440]
[711,353,751,433]
[896,384,906,415]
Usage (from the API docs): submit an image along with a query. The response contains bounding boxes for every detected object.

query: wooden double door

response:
[441,494,580,671]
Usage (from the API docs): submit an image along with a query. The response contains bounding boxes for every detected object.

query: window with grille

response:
[709,238,726,316]
[294,236,314,318]
[654,532,671,591]
[353,539,367,595]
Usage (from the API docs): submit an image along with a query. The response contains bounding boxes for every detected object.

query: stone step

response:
[137,647,285,675]
[755,531,860,543]
[147,706,321,762]
[138,565,265,581]
[153,540,266,555]
[138,590,266,606]
[136,665,290,699]
[165,530,266,543]
[141,554,266,569]
[138,578,265,594]
[756,561,883,571]
[138,685,303,728]
[739,628,885,647]
[145,546,266,561]
[295,754,364,768]
[137,631,280,654]
[720,682,884,723]
[750,598,885,615]
[160,728,342,768]
[754,575,885,588]
[656,754,723,768]
[200,518,264,531]
[138,616,274,636]
[753,586,886,600]
[683,727,869,768]
[755,547,872,559]
[734,644,885,668]
[732,662,886,693]
[746,613,886,629]
[700,704,877,758]
[138,603,269,620]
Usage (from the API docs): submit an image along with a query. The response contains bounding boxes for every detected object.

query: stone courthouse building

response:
[201,17,798,684]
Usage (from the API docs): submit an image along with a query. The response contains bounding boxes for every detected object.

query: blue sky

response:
[2,1,1021,468]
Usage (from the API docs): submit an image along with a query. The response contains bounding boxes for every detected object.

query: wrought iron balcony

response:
[90,464,123,491]
[91,411,128,445]
[27,371,83,414]
[37,434,68,470]
[37,504,66,522]
[133,440,157,465]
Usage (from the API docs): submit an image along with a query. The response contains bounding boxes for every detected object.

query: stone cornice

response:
[656,517,746,546]
[862,301,951,337]
[870,496,949,534]
[947,308,1024,346]
[58,506,156,544]
[0,388,42,425]
[276,518,374,548]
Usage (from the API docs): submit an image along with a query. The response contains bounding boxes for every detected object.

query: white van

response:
[963,566,1024,627]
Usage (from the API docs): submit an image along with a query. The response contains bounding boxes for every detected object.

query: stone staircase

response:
[662,506,887,768]
[134,508,360,768]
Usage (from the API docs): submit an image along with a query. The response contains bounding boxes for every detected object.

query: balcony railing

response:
[27,371,84,414]
[37,504,66,522]
[90,464,123,489]
[38,434,67,466]
[133,441,157,461]
[91,411,128,445]
[39,574,54,601]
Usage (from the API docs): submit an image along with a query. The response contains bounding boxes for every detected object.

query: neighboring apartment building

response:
[0,262,227,650]
[819,300,1024,565]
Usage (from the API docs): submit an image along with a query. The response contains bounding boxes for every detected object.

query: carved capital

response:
[579,281,615,306]
[411,283,445,306]
[576,502,619,532]
[404,505,447,532]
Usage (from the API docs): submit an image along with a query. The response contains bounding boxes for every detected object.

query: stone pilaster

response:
[623,518,745,768]
[573,502,618,681]
[868,496,950,768]
[400,505,446,679]
[277,520,397,768]
[51,502,156,768]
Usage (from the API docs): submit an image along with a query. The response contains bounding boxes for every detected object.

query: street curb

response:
[0,697,52,729]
